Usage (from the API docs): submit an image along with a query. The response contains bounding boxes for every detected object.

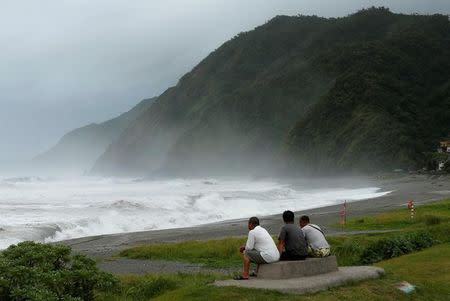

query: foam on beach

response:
[0,176,390,249]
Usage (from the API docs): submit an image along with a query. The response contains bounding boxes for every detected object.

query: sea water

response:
[0,176,390,249]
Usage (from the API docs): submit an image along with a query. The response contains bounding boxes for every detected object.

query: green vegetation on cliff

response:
[286,8,450,172]
[91,8,450,176]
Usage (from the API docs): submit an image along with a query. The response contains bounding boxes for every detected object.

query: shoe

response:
[233,275,249,280]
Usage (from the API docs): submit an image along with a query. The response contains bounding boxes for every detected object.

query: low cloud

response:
[0,0,448,162]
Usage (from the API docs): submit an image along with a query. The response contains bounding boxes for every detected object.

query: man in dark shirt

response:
[277,210,308,261]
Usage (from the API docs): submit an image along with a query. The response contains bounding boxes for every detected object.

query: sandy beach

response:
[60,174,450,260]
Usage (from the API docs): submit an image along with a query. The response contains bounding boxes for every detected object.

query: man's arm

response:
[301,227,309,245]
[277,227,286,254]
[277,240,285,255]
[245,231,255,251]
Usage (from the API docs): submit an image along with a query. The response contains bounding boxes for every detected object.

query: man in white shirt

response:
[236,216,279,280]
[300,215,331,257]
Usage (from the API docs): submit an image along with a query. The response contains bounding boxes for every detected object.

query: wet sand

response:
[60,174,450,261]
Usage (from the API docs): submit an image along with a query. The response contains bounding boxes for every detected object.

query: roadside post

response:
[340,200,347,231]
[407,200,415,222]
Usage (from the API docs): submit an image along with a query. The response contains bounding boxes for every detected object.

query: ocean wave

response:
[0,177,391,249]
[96,200,148,210]
[2,176,45,183]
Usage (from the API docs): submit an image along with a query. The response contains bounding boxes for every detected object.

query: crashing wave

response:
[98,200,148,210]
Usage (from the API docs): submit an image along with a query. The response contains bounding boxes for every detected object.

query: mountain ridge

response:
[88,8,449,176]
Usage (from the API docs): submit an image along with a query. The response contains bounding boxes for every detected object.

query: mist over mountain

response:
[83,8,449,176]
[32,97,155,174]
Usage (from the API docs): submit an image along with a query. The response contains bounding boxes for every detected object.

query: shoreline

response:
[59,174,450,259]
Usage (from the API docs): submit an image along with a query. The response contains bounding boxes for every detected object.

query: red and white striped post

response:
[340,200,347,230]
[407,200,415,222]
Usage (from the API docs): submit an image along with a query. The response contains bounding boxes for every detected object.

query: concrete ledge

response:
[214,266,385,295]
[258,256,338,279]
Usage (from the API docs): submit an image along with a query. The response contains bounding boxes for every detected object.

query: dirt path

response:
[97,258,239,275]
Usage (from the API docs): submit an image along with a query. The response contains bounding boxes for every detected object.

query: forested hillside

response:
[286,8,450,173]
[92,8,450,176]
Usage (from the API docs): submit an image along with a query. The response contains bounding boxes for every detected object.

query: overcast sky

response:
[1,0,449,164]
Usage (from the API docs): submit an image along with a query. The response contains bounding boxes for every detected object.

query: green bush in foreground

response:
[0,241,118,301]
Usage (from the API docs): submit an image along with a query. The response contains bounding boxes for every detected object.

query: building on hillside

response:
[438,140,450,153]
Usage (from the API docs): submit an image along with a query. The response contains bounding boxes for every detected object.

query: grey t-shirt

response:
[278,223,308,256]
[301,224,330,250]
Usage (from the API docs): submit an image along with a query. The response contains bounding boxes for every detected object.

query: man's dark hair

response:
[282,210,295,223]
[248,216,260,226]
[300,215,310,223]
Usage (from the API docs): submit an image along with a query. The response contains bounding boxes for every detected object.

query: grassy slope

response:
[341,199,450,230]
[98,243,450,301]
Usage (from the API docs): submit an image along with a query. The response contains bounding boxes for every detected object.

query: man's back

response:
[279,223,308,257]
[246,225,279,263]
[301,224,329,250]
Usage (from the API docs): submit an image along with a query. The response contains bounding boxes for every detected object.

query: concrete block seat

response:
[257,256,338,279]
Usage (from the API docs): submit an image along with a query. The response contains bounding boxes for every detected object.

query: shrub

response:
[361,232,434,264]
[0,241,118,301]
[332,240,365,266]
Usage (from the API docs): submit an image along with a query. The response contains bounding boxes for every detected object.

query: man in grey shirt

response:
[277,210,308,260]
[300,215,331,257]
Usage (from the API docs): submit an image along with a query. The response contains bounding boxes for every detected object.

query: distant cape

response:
[32,97,156,174]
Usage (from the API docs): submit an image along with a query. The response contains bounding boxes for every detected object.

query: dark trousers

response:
[280,252,306,261]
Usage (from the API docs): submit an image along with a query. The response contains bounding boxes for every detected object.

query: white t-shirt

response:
[301,224,330,250]
[245,225,280,263]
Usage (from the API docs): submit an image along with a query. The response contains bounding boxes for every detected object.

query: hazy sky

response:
[1,0,449,163]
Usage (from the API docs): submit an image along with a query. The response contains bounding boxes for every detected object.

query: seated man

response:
[278,210,308,261]
[236,216,279,280]
[299,215,330,257]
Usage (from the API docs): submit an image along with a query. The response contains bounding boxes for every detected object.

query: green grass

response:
[99,243,450,301]
[120,238,247,268]
[341,199,450,230]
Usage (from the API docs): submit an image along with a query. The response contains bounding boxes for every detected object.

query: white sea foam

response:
[0,176,390,249]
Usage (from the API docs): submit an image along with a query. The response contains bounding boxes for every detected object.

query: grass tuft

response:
[120,238,247,268]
